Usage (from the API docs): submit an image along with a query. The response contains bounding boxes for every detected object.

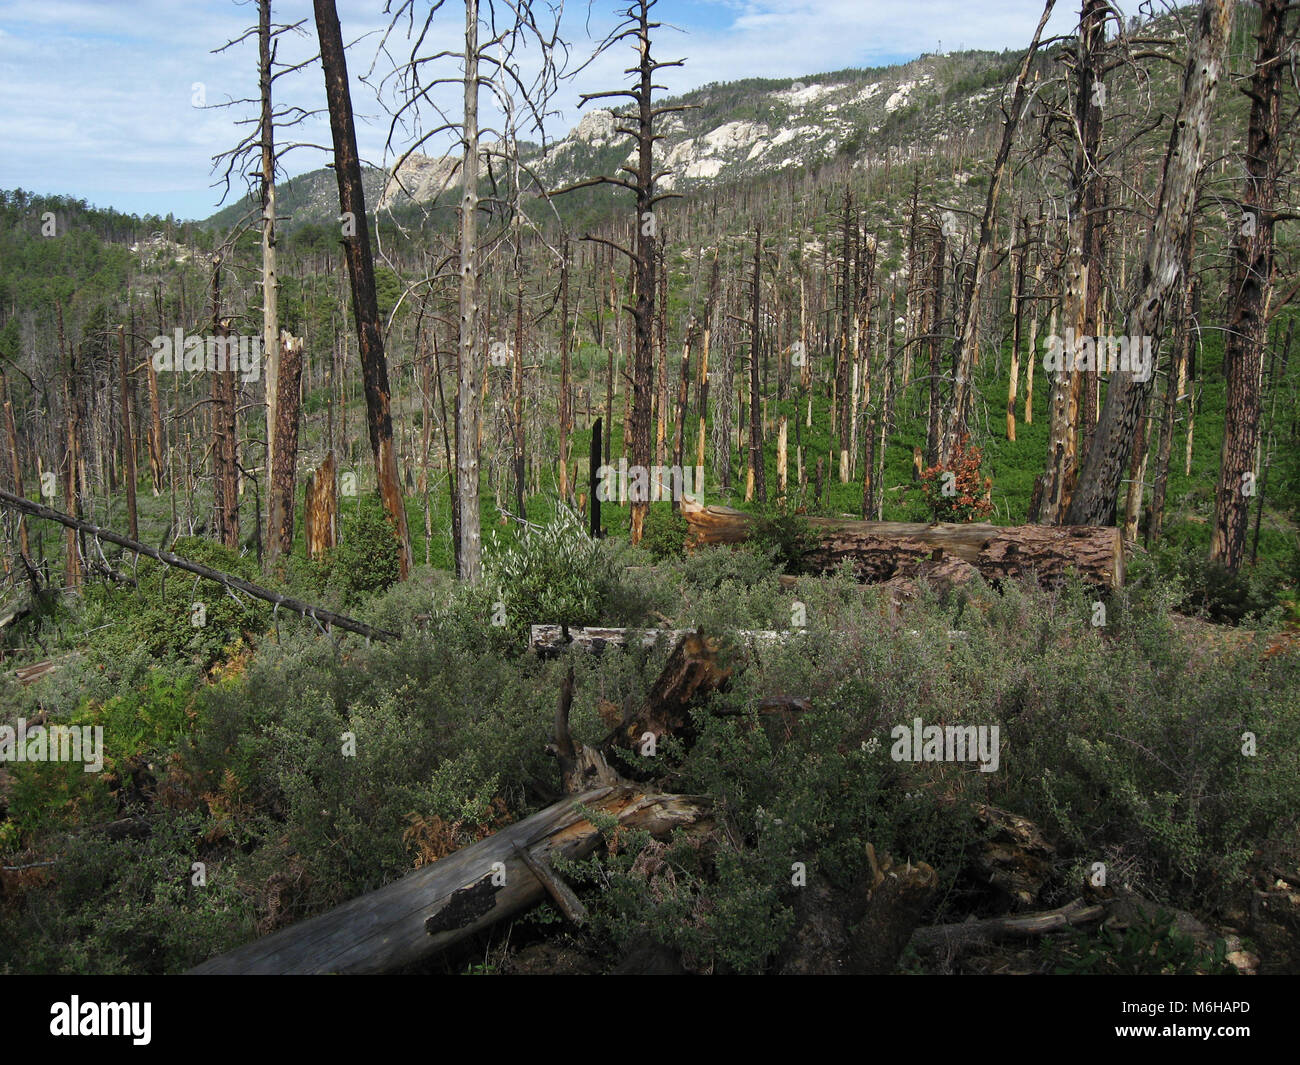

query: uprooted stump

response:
[779,845,938,975]
[969,803,1056,911]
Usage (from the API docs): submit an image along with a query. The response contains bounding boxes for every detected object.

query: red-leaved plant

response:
[918,435,993,523]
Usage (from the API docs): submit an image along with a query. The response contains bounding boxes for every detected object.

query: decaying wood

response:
[302,451,338,560]
[680,499,1124,589]
[0,488,398,642]
[12,660,56,687]
[971,802,1055,910]
[601,629,733,750]
[779,845,938,975]
[910,898,1108,953]
[188,785,710,974]
[849,845,940,974]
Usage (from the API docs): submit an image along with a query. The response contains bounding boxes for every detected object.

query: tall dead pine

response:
[314,0,412,577]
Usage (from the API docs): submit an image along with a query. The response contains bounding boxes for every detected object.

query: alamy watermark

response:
[595,459,704,504]
[0,719,103,772]
[50,997,151,1045]
[151,329,262,382]
[1043,328,1154,383]
[890,717,1000,772]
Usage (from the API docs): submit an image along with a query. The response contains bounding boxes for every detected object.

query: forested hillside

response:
[1,0,1298,981]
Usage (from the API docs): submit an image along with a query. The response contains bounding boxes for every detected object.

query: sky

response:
[0,1,1083,222]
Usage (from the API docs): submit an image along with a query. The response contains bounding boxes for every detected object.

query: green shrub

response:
[326,494,402,602]
[641,504,687,562]
[1051,909,1235,975]
[483,505,618,641]
[1177,556,1277,624]
[83,537,267,669]
[749,507,818,574]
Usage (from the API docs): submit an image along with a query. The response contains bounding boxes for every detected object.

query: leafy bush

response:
[917,435,993,523]
[749,507,818,574]
[641,504,688,561]
[1051,909,1235,975]
[1177,556,1277,624]
[326,494,402,602]
[83,537,267,669]
[483,505,618,641]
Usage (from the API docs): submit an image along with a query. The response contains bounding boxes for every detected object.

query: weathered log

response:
[910,898,1108,953]
[12,660,56,687]
[187,785,709,974]
[680,499,1124,589]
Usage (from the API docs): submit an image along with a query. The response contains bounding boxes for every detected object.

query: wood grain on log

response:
[680,500,1123,588]
[188,786,710,974]
[910,898,1107,953]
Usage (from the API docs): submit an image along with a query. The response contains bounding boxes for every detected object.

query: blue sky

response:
[0,1,1081,221]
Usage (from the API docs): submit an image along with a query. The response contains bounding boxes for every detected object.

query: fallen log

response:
[909,898,1108,953]
[188,785,710,974]
[531,624,959,654]
[0,488,399,642]
[12,660,55,687]
[680,499,1124,589]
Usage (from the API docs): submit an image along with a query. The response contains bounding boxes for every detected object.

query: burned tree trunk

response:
[1037,0,1106,524]
[1066,0,1234,525]
[259,0,280,547]
[2,388,27,558]
[269,333,303,560]
[303,451,337,560]
[558,249,571,503]
[314,0,412,577]
[210,265,240,552]
[940,0,1056,463]
[116,324,138,540]
[749,223,766,503]
[456,0,483,583]
[1211,0,1289,570]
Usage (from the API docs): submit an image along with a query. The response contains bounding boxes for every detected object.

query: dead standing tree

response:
[1034,0,1108,524]
[1067,0,1234,525]
[314,0,413,577]
[210,3,321,563]
[209,260,240,552]
[372,0,570,581]
[939,0,1057,465]
[1211,0,1294,569]
[548,0,688,545]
